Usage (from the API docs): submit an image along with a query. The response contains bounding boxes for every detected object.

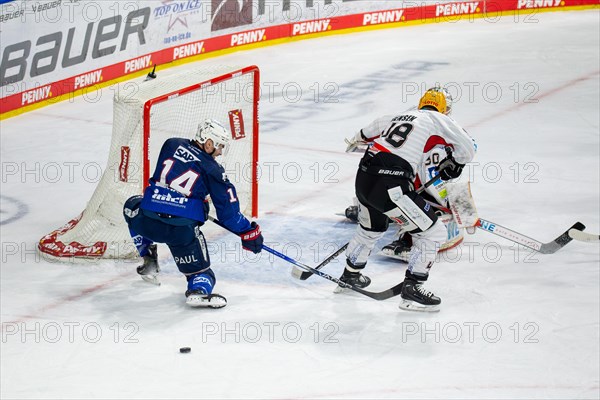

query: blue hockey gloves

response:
[240,222,264,254]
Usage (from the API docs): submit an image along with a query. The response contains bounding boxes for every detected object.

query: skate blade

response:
[140,274,161,286]
[398,299,440,312]
[333,285,348,294]
[186,294,227,309]
[380,249,409,262]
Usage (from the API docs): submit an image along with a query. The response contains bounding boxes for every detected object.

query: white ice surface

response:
[1,11,599,400]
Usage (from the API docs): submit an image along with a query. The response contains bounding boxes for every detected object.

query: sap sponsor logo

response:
[21,85,52,105]
[125,55,152,74]
[228,109,245,140]
[479,220,495,232]
[176,254,200,265]
[152,189,189,205]
[231,29,266,46]
[173,146,200,163]
[74,70,102,90]
[173,41,204,59]
[436,2,480,17]
[292,19,331,36]
[363,10,404,25]
[517,0,562,8]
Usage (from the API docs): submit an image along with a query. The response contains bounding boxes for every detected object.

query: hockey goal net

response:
[39,65,260,259]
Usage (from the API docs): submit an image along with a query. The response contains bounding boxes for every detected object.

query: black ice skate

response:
[185,290,227,308]
[334,266,371,294]
[399,277,441,312]
[381,235,412,262]
[137,244,160,286]
[345,205,359,223]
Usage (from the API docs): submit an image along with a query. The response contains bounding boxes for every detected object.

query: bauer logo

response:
[228,110,246,140]
[211,0,253,32]
[119,146,130,182]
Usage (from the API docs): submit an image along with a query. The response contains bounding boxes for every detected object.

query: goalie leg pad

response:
[386,186,438,233]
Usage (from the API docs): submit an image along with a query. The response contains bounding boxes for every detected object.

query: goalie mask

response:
[418,86,453,115]
[195,119,230,148]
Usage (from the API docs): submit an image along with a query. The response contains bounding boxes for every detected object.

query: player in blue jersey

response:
[123,119,264,308]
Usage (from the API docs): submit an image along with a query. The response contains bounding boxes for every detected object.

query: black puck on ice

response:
[179,347,191,353]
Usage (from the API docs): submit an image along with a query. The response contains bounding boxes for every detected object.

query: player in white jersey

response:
[340,87,477,311]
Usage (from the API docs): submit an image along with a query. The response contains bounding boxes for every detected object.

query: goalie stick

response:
[568,229,599,243]
[208,217,404,301]
[476,219,585,254]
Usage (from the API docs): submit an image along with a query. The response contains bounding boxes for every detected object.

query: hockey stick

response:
[208,217,404,301]
[291,243,349,280]
[294,161,447,281]
[476,218,585,254]
[568,229,599,243]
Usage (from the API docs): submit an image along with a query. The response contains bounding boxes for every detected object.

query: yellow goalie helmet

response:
[418,86,453,115]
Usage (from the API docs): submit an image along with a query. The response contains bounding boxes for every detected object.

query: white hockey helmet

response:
[418,86,453,115]
[195,119,230,148]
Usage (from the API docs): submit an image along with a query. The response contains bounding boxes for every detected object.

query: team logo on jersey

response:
[173,146,200,163]
[228,109,246,140]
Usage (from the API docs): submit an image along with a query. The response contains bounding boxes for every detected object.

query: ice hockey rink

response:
[1,10,599,400]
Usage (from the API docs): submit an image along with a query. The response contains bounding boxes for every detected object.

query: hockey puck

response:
[179,347,191,354]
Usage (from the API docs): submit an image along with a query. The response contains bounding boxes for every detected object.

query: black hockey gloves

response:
[241,222,264,253]
[436,153,465,181]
